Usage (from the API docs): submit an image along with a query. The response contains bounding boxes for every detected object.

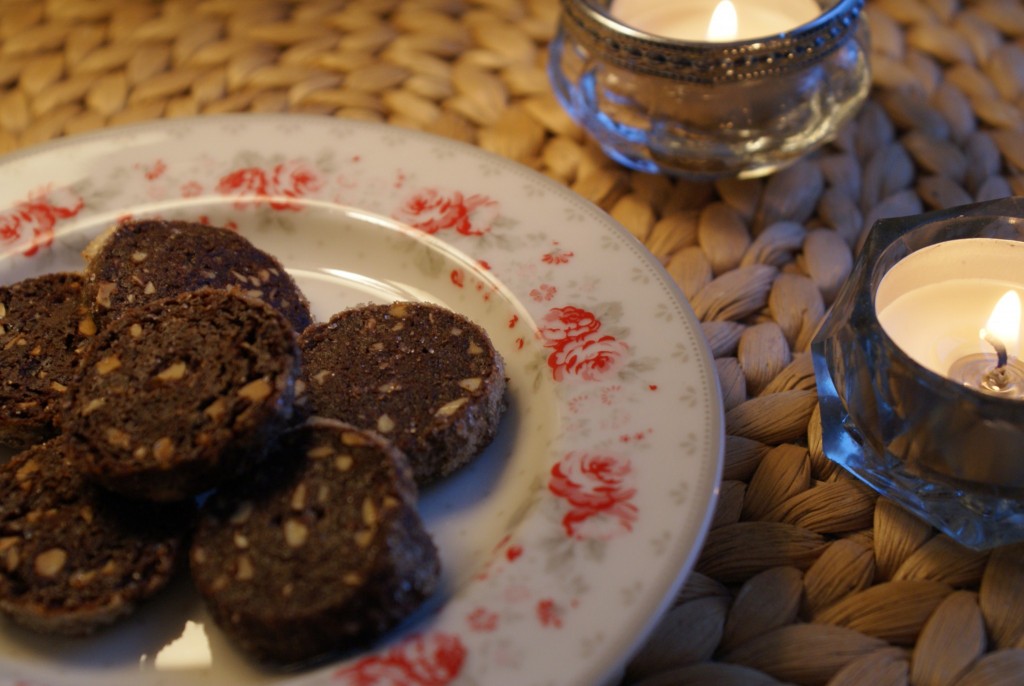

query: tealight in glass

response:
[812,198,1024,550]
[548,0,870,179]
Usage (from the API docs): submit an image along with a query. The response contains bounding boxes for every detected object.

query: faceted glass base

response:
[815,360,1024,550]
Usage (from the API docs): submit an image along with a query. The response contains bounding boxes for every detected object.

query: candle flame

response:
[706,0,739,41]
[980,290,1021,357]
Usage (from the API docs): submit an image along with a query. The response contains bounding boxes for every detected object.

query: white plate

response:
[0,115,723,686]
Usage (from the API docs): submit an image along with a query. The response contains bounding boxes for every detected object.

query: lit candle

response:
[876,238,1024,398]
[609,0,821,42]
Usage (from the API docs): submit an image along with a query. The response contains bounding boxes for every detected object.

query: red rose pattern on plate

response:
[549,451,638,541]
[332,633,466,686]
[0,185,84,257]
[539,305,630,382]
[393,188,499,236]
[215,159,323,210]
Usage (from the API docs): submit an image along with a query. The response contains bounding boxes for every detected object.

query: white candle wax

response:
[609,0,821,42]
[876,238,1024,378]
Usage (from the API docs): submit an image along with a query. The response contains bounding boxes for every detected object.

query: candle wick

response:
[981,328,1009,368]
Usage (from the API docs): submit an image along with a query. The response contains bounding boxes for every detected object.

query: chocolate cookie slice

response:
[190,418,440,664]
[298,301,507,485]
[0,436,194,636]
[64,289,300,502]
[82,219,312,332]
[0,273,94,450]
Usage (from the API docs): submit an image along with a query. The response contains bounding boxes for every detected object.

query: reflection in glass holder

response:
[812,197,1024,550]
[547,0,870,179]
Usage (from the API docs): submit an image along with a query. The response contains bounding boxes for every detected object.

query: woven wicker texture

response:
[2,0,1024,684]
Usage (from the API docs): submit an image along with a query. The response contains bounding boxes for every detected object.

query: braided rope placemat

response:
[2,1,1024,684]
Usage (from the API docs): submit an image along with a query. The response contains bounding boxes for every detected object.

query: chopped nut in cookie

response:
[283,519,309,548]
[95,355,122,375]
[95,282,116,308]
[105,427,132,450]
[377,414,395,433]
[237,378,272,402]
[306,445,334,459]
[435,397,469,417]
[33,548,67,578]
[155,362,188,382]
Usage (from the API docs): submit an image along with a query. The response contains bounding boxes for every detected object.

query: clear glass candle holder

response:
[548,0,871,179]
[812,198,1024,550]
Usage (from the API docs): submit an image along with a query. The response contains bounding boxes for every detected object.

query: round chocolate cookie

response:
[82,219,312,332]
[190,418,440,665]
[298,301,507,486]
[64,289,300,502]
[0,436,194,636]
[0,272,94,450]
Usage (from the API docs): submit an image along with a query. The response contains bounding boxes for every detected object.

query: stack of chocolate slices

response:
[0,219,507,665]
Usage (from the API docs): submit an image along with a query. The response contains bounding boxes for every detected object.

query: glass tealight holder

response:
[812,197,1024,550]
[548,0,870,179]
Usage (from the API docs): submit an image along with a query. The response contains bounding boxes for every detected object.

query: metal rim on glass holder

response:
[558,0,866,84]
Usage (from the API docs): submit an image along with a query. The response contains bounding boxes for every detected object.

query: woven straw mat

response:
[3,0,1024,684]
